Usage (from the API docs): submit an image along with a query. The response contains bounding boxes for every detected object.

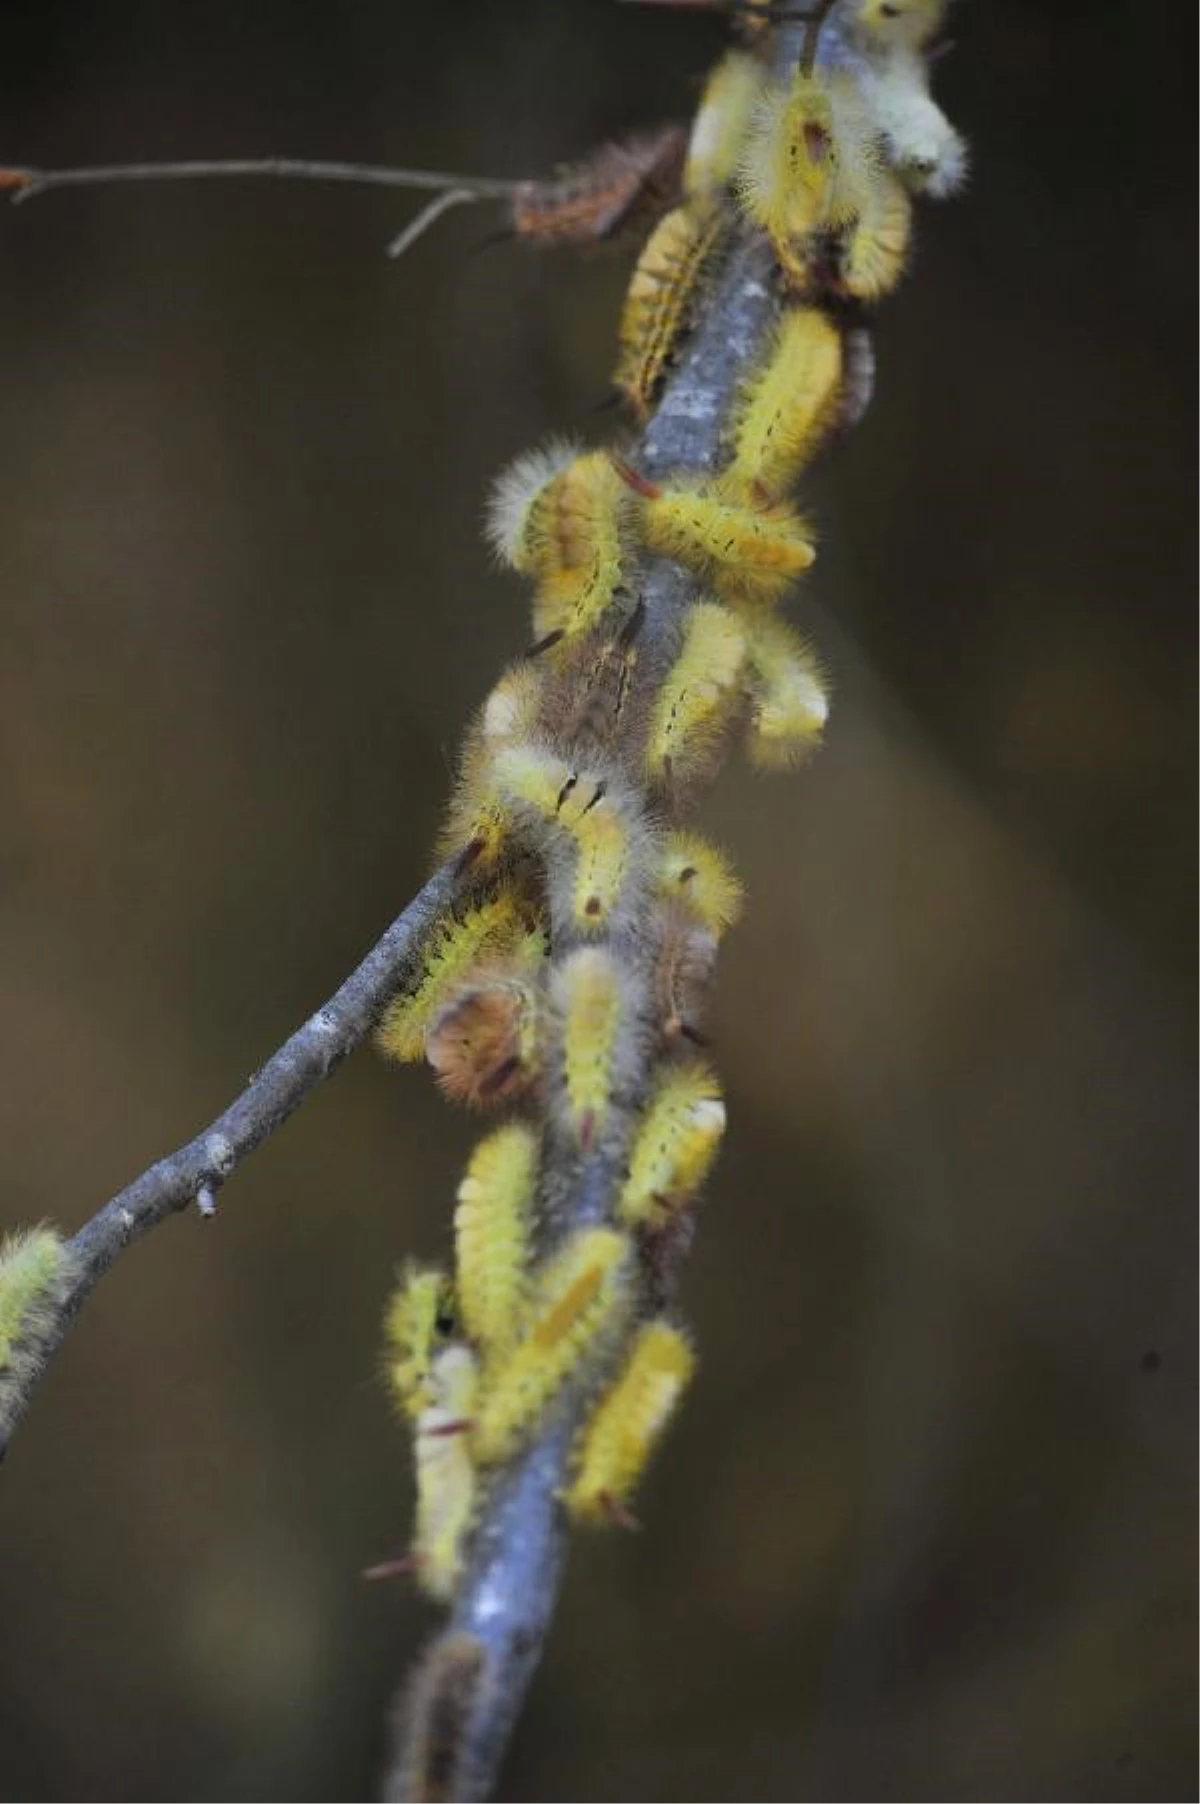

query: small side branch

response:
[0,856,463,1460]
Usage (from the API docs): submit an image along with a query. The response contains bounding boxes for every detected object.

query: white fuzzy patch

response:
[483,437,581,568]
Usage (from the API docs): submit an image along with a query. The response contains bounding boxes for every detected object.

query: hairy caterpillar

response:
[0,1226,76,1441]
[684,50,764,202]
[613,458,817,605]
[376,888,535,1064]
[454,1123,538,1362]
[472,1227,633,1466]
[549,946,644,1150]
[618,1062,726,1229]
[563,1319,695,1526]
[489,744,651,933]
[383,1268,479,1601]
[486,443,629,645]
[727,305,845,497]
[425,947,546,1110]
[645,601,748,789]
[656,831,744,938]
[744,613,829,766]
[613,202,725,421]
[510,125,686,245]
[394,1632,490,1804]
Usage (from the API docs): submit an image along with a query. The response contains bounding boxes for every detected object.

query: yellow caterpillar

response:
[0,1226,75,1442]
[383,1266,479,1603]
[738,66,914,303]
[437,661,546,868]
[618,1062,726,1229]
[614,202,725,422]
[550,946,642,1151]
[684,49,763,203]
[376,888,533,1064]
[645,601,748,789]
[454,1123,538,1363]
[615,458,816,606]
[744,614,830,768]
[384,1264,460,1419]
[564,1319,695,1527]
[656,832,744,938]
[485,442,628,644]
[489,743,649,933]
[472,1227,633,1466]
[652,834,743,1043]
[727,306,845,498]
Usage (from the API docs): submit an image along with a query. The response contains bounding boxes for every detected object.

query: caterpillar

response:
[743,613,830,767]
[510,124,686,245]
[383,1267,479,1602]
[472,1226,633,1467]
[727,305,845,498]
[684,50,764,202]
[376,888,535,1064]
[489,744,651,934]
[645,601,748,789]
[549,945,644,1151]
[613,457,817,606]
[486,443,629,644]
[563,1319,695,1527]
[613,202,726,421]
[0,1226,76,1442]
[454,1123,538,1362]
[618,1062,726,1229]
[425,945,546,1110]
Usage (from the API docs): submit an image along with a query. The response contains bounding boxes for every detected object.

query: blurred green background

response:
[0,2,1194,1798]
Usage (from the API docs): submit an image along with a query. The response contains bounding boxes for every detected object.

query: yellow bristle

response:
[570,796,636,928]
[738,75,834,247]
[635,477,817,605]
[618,1063,726,1229]
[551,947,633,1149]
[472,1227,632,1466]
[410,1342,479,1601]
[564,1320,695,1527]
[614,202,724,422]
[738,70,887,292]
[645,602,748,787]
[487,444,628,643]
[384,1265,460,1422]
[490,745,644,933]
[684,50,763,202]
[656,832,743,936]
[454,1123,539,1362]
[838,167,914,301]
[728,306,845,497]
[530,453,629,643]
[376,889,529,1063]
[745,615,830,768]
[0,1226,74,1440]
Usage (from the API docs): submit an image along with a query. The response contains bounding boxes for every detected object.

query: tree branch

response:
[0,855,463,1460]
[386,13,873,1799]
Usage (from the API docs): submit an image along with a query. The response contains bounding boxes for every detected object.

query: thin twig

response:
[0,856,464,1461]
[2,157,520,206]
[386,188,479,260]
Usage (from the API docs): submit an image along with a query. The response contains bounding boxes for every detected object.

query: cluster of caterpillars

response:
[373,0,965,1604]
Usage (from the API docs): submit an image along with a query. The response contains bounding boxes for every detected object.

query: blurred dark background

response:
[0,2,1194,1799]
